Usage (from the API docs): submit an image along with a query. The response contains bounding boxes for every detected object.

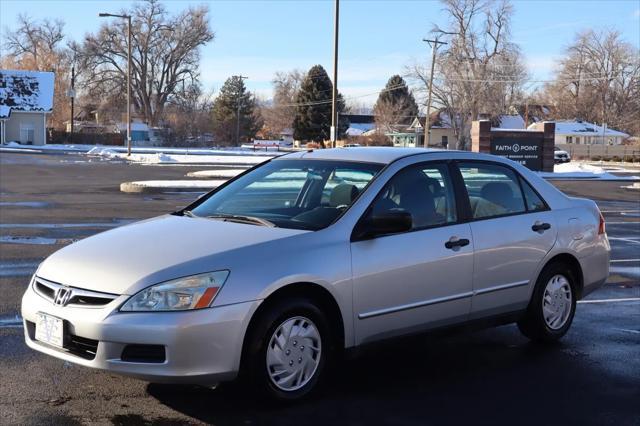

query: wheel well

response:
[545,253,584,298]
[240,282,345,367]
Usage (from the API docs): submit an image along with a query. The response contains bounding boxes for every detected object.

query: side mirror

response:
[353,210,413,241]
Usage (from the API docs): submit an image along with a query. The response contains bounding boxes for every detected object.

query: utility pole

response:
[422,36,447,148]
[68,61,76,144]
[99,12,132,156]
[236,75,249,146]
[330,0,339,148]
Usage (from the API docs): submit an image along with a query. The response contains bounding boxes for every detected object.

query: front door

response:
[351,162,474,345]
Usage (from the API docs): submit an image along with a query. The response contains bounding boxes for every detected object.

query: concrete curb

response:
[120,181,222,193]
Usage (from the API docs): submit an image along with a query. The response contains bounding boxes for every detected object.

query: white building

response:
[528,120,629,145]
[0,70,55,145]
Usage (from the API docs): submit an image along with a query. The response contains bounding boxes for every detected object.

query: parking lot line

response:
[608,237,640,244]
[578,298,640,304]
[610,259,640,263]
[601,210,640,214]
[612,328,640,335]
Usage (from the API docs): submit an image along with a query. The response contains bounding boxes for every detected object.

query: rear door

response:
[351,162,474,345]
[455,161,557,319]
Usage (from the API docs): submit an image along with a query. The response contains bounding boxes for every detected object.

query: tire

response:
[518,262,577,342]
[242,297,334,401]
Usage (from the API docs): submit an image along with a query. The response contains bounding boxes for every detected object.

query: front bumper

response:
[21,281,260,385]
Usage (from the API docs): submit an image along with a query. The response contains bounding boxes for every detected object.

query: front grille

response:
[35,281,55,299]
[26,320,99,361]
[34,277,118,307]
[121,344,166,363]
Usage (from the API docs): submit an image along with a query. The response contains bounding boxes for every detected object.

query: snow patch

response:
[538,162,640,180]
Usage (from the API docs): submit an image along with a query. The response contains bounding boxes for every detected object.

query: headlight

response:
[120,271,229,312]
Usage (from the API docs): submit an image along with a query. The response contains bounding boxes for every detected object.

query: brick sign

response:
[471,120,555,172]
[490,137,542,170]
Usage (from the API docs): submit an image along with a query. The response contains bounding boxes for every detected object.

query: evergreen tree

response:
[212,76,262,145]
[373,75,419,130]
[293,65,348,144]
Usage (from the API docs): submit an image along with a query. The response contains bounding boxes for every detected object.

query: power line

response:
[266,72,634,110]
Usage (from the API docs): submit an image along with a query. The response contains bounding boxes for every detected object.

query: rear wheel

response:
[243,297,333,400]
[518,262,577,342]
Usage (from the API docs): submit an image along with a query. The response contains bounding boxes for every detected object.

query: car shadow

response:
[146,326,635,425]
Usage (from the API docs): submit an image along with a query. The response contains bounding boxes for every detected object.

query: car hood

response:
[37,214,308,295]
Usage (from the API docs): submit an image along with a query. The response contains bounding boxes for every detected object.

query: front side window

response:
[369,163,457,230]
[189,159,382,230]
[458,162,526,219]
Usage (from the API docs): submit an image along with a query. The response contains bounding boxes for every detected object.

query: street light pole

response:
[127,14,132,156]
[99,12,132,156]
[330,0,339,148]
[422,36,447,148]
[235,76,248,146]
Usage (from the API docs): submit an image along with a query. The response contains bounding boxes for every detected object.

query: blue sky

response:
[1,0,639,107]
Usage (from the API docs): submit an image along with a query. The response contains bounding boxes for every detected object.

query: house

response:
[344,114,376,137]
[528,120,629,145]
[0,69,55,145]
[115,121,150,143]
[495,114,526,130]
[401,111,459,148]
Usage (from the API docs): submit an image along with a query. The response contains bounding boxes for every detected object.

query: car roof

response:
[277,147,443,164]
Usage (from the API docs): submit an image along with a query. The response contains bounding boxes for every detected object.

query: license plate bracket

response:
[35,312,65,348]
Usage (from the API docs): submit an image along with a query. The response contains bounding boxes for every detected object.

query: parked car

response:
[554,146,571,163]
[22,148,609,400]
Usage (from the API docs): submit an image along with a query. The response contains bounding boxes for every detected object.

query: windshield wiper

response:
[205,214,276,227]
[181,210,197,218]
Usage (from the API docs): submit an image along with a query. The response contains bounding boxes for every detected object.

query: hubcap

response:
[542,274,572,330]
[266,316,322,392]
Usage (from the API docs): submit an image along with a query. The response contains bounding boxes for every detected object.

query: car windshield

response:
[186,159,383,230]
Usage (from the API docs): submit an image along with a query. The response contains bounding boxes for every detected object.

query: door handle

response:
[445,237,470,249]
[532,221,551,232]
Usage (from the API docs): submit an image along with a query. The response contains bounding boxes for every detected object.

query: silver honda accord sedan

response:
[22,147,610,400]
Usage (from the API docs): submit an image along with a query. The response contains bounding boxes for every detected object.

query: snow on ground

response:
[539,162,640,180]
[622,182,640,190]
[0,142,277,157]
[1,142,95,152]
[86,146,276,165]
[111,152,271,165]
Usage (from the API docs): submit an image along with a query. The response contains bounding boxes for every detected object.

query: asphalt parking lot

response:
[1,151,638,425]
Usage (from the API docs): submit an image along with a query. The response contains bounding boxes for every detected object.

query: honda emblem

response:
[53,287,72,306]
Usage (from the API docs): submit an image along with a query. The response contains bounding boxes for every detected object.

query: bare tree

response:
[261,69,305,136]
[164,84,214,146]
[2,14,71,128]
[409,0,527,149]
[77,0,214,126]
[543,30,639,136]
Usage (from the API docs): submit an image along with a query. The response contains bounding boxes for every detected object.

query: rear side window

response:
[520,177,546,212]
[457,162,526,219]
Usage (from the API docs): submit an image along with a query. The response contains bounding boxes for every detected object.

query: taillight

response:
[598,212,606,235]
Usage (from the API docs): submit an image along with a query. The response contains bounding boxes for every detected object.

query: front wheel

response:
[243,297,333,400]
[518,263,577,342]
